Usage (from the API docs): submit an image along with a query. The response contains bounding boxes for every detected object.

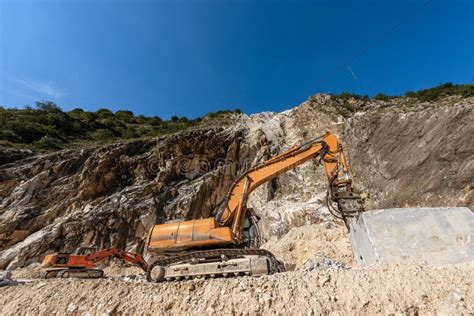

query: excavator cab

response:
[50,254,69,265]
[241,208,262,248]
[73,247,98,255]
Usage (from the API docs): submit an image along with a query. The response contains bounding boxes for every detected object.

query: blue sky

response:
[0,0,473,119]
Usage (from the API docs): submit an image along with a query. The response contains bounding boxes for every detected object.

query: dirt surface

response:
[263,223,354,269]
[1,263,472,315]
[2,223,473,315]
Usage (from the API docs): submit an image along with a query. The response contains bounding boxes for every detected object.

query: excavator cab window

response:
[73,247,98,255]
[55,255,69,264]
[242,209,262,248]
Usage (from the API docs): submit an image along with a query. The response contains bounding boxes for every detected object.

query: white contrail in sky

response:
[6,76,65,98]
[346,65,358,80]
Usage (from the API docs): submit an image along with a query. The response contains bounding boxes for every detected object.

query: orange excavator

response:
[146,131,365,282]
[41,247,148,278]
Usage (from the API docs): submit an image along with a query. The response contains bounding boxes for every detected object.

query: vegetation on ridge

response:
[1,82,472,150]
[0,102,242,150]
[329,82,474,102]
[322,82,474,118]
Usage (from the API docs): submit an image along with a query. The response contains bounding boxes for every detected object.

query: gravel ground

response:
[1,262,472,315]
[1,224,472,315]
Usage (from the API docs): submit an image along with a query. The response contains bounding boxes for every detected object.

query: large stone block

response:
[348,207,472,266]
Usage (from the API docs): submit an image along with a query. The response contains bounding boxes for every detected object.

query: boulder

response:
[349,207,473,266]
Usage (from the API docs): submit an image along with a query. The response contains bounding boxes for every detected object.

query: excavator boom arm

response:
[85,247,149,272]
[217,131,361,239]
[147,130,364,253]
[218,141,325,229]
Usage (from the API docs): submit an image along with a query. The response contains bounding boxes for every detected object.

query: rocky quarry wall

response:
[0,95,472,269]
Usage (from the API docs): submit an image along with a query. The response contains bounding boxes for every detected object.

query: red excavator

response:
[41,247,148,278]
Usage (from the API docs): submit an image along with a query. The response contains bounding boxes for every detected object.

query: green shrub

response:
[330,92,367,101]
[35,136,63,149]
[374,93,391,101]
[135,115,149,124]
[206,109,241,118]
[100,118,126,135]
[149,116,162,126]
[10,121,47,143]
[335,99,357,118]
[0,129,21,142]
[91,129,115,141]
[115,110,134,123]
[137,126,151,137]
[96,108,114,119]
[336,107,352,118]
[123,127,139,139]
[35,101,62,112]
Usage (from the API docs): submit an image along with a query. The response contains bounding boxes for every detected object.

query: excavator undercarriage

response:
[147,248,284,282]
[42,268,104,279]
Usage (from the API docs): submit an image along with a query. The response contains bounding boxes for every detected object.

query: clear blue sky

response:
[0,0,473,119]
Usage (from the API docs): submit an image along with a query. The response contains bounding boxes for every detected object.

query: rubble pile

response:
[303,257,349,272]
[0,270,17,288]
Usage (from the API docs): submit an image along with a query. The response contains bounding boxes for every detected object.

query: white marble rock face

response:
[349,207,473,266]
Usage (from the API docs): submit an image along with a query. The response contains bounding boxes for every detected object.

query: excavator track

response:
[42,268,104,279]
[146,248,285,282]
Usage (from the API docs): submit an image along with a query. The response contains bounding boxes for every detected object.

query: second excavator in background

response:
[41,247,148,278]
[146,131,366,282]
